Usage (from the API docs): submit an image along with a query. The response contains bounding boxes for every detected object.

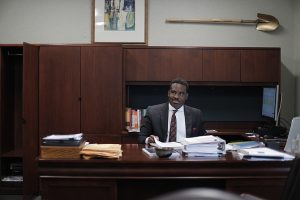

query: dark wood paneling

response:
[81,46,123,135]
[241,49,280,82]
[39,46,81,138]
[40,177,117,200]
[23,43,39,196]
[124,48,203,81]
[203,49,240,81]
[84,134,121,144]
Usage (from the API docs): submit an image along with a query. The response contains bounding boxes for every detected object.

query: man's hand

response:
[148,135,159,144]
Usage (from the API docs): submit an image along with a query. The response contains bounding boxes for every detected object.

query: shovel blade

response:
[256,13,280,31]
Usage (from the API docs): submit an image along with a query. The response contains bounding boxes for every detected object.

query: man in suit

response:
[139,78,206,144]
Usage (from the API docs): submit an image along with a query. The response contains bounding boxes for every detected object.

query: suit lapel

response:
[184,106,192,137]
[161,103,169,141]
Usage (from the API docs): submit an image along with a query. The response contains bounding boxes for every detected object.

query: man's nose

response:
[174,93,180,98]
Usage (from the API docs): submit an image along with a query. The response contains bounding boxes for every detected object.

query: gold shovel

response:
[166,13,279,32]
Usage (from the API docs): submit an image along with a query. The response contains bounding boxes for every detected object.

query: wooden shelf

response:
[1,149,23,158]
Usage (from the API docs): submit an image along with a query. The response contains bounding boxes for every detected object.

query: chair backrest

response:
[284,116,300,153]
[150,188,245,200]
[280,157,300,200]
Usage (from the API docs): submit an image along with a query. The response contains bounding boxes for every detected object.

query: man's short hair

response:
[170,78,189,92]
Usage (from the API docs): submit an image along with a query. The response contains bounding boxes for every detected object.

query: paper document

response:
[227,141,265,150]
[181,135,223,145]
[238,147,294,160]
[152,137,184,148]
[43,133,83,141]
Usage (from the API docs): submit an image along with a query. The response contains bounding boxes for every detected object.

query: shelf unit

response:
[0,46,23,195]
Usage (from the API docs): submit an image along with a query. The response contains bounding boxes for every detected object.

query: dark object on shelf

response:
[256,125,286,138]
[10,163,23,175]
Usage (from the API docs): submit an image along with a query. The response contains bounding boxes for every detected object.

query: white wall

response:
[0,0,298,127]
[293,0,300,117]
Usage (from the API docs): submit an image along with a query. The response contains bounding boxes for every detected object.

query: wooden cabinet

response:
[203,49,240,82]
[124,47,281,84]
[39,46,81,138]
[39,46,123,142]
[0,46,23,195]
[22,44,123,197]
[124,48,203,81]
[81,46,123,142]
[241,49,280,82]
[23,43,39,197]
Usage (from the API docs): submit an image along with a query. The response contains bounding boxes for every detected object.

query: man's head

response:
[168,78,189,109]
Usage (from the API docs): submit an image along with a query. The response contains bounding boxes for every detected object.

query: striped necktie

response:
[169,110,178,142]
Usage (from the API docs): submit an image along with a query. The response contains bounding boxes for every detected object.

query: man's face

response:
[168,83,188,109]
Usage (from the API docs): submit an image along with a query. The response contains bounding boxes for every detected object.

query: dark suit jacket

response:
[138,103,206,143]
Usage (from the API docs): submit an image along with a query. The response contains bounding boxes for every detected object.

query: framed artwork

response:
[93,0,147,43]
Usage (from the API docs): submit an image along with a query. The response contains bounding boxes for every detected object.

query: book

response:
[142,147,157,157]
[42,133,84,146]
[228,140,265,150]
[42,133,83,141]
[42,139,84,146]
[182,151,220,157]
[40,141,86,159]
[181,135,226,156]
[238,147,294,160]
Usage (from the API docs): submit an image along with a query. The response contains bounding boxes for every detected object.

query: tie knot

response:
[173,109,178,114]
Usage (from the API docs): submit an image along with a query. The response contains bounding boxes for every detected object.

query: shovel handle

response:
[166,18,257,24]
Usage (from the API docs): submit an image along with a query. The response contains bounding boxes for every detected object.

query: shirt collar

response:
[168,103,184,112]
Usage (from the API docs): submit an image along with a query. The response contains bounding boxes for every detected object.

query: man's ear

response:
[185,93,189,100]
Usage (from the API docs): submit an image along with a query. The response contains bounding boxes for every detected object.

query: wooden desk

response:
[38,144,291,200]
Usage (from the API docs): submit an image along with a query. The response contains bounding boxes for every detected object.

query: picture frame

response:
[93,0,147,44]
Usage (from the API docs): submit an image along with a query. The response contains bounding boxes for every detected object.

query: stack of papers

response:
[80,144,122,159]
[238,147,295,160]
[227,140,265,151]
[150,135,226,157]
[181,135,226,157]
[152,137,184,148]
[1,176,23,182]
[42,133,84,146]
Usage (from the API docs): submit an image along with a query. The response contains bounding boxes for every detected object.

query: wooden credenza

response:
[38,144,291,200]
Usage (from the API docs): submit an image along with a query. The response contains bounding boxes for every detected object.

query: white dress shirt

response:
[167,104,186,142]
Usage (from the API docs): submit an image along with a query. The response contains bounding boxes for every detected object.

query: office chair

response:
[284,116,300,153]
[280,157,300,200]
[150,188,245,200]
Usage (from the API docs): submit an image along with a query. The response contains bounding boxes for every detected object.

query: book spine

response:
[125,107,131,131]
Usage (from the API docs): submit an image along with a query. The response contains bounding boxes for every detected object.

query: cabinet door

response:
[124,48,203,81]
[81,47,122,141]
[23,43,39,197]
[39,46,81,138]
[241,49,280,82]
[203,49,240,81]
